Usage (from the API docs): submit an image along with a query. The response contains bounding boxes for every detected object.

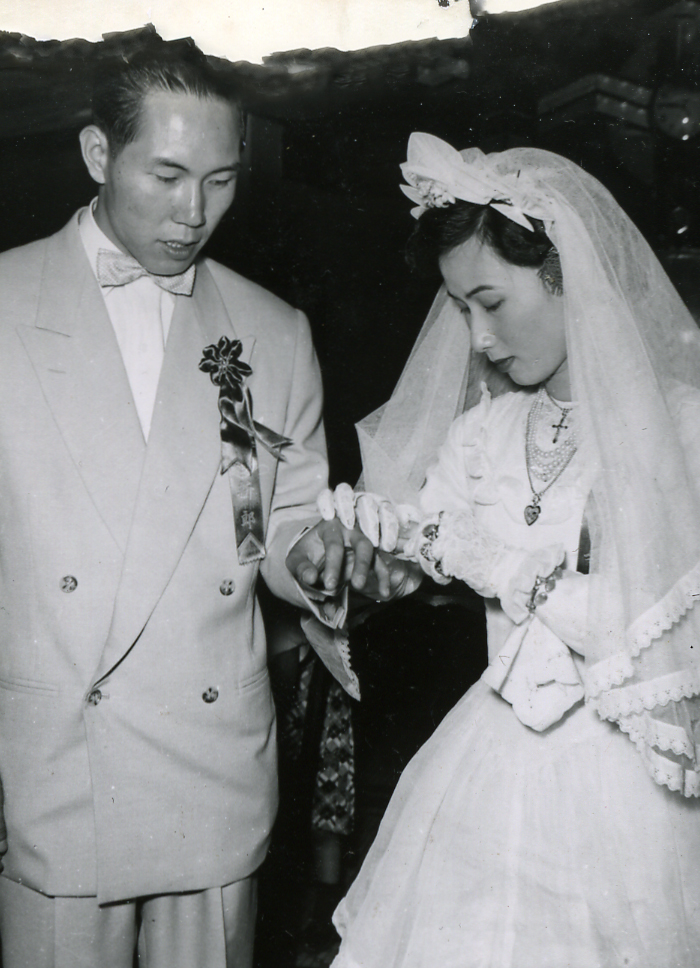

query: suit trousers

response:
[0,874,257,968]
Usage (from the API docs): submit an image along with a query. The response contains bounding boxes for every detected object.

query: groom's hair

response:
[91,36,244,156]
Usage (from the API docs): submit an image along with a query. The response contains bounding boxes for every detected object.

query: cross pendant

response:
[551,411,569,443]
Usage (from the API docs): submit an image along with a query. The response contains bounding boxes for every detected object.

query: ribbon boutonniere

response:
[200,336,293,564]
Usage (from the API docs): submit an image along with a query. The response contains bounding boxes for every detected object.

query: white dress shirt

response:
[79,200,177,441]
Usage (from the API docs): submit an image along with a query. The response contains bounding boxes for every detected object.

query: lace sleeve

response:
[426,508,504,597]
[409,506,564,624]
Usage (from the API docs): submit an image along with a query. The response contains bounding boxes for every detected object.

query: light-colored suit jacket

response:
[0,213,329,904]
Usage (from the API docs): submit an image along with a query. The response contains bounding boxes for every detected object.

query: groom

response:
[0,39,393,968]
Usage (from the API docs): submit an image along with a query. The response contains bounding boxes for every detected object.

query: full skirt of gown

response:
[331,675,700,968]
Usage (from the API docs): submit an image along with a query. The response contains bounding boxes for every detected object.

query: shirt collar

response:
[79,198,123,283]
[78,198,195,298]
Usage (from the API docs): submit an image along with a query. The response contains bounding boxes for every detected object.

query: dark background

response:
[2,0,699,484]
[3,3,700,963]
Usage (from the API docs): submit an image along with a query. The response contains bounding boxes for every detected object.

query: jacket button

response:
[202,687,219,703]
[87,689,102,706]
[219,580,235,596]
[61,575,78,593]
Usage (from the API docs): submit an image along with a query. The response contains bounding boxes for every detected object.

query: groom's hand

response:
[287,518,375,596]
[287,519,422,600]
[357,550,424,602]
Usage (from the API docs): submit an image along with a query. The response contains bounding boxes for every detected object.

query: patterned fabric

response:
[284,655,355,837]
[96,248,196,295]
[311,677,355,836]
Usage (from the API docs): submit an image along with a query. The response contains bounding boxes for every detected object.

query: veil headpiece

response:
[358,133,700,796]
[400,134,554,231]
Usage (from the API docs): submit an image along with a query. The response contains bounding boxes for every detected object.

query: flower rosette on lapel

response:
[200,336,292,563]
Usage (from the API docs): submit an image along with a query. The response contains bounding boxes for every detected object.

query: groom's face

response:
[91,90,241,275]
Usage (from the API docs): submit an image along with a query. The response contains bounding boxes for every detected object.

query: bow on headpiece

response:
[400,133,554,232]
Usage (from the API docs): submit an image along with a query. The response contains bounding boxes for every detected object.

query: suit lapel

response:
[17,216,145,552]
[95,262,252,679]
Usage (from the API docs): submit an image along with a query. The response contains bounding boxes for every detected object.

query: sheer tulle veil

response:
[357,136,700,795]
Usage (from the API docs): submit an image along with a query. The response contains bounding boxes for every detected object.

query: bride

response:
[323,135,700,967]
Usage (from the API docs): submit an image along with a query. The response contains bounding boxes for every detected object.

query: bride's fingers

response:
[378,502,400,552]
[355,493,381,547]
[354,494,402,552]
[334,483,356,530]
[317,488,336,521]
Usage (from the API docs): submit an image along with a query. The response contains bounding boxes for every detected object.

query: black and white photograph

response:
[0,1,698,966]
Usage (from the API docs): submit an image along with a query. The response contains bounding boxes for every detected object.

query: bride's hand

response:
[317,485,421,554]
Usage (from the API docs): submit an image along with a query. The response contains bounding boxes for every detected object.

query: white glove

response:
[317,485,421,553]
[316,488,562,623]
[317,483,357,529]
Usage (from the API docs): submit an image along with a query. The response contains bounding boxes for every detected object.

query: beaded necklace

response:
[524,388,577,525]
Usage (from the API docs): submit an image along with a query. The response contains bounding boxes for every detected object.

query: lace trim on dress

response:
[588,669,700,796]
[626,558,700,657]
[584,560,700,701]
[619,710,696,759]
[634,739,700,798]
[592,669,700,719]
[584,651,635,697]
[583,561,700,795]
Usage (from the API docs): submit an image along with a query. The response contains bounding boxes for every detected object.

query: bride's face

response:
[439,236,570,400]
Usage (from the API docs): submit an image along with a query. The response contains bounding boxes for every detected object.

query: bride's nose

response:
[470,323,497,354]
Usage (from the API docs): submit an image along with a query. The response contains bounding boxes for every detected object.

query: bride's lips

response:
[492,356,514,373]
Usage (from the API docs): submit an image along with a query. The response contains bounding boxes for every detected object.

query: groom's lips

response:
[160,239,199,260]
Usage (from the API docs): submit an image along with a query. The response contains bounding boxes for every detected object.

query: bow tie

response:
[96,248,196,296]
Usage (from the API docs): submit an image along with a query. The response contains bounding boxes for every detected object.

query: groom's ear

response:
[79,125,111,186]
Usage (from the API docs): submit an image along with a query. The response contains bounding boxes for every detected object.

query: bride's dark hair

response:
[406,200,562,294]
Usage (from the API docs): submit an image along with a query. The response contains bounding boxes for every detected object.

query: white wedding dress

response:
[331,388,700,968]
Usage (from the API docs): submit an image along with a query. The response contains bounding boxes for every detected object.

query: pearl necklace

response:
[524,388,577,525]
